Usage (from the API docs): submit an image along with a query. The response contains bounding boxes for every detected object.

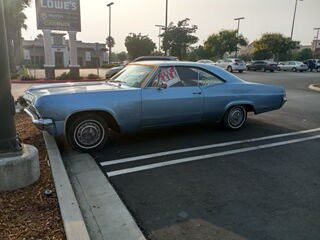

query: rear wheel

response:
[227,66,233,73]
[223,106,247,130]
[292,67,297,72]
[238,70,243,73]
[262,67,266,72]
[67,114,109,152]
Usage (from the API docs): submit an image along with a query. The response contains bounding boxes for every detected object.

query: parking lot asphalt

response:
[91,71,320,240]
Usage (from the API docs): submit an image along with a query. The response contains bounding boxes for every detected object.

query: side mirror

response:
[158,80,167,90]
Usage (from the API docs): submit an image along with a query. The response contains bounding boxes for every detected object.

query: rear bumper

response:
[232,65,246,71]
[24,107,56,135]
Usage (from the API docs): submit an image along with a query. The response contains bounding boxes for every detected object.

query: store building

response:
[22,33,108,68]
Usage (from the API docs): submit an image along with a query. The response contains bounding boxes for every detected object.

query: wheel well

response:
[242,104,255,113]
[66,110,121,133]
[227,104,255,114]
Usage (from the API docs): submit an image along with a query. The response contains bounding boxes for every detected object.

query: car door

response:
[253,61,261,70]
[141,66,203,127]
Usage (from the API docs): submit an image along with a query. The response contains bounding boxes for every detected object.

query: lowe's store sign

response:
[36,0,81,32]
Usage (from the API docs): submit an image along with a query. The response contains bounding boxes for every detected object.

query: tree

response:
[161,18,198,60]
[125,33,156,59]
[204,30,248,59]
[116,51,128,62]
[292,48,313,61]
[187,45,211,61]
[106,36,115,49]
[253,33,300,61]
[4,0,31,72]
[252,49,273,60]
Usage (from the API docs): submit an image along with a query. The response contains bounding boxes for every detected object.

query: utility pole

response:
[0,0,21,153]
[107,2,114,64]
[234,17,245,58]
[291,0,303,39]
[155,24,165,53]
[314,28,320,58]
[164,0,168,56]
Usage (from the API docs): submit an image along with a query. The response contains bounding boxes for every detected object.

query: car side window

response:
[176,67,223,87]
[149,66,183,88]
[175,67,199,87]
[197,69,224,86]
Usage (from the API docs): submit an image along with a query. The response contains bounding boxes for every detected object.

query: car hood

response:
[24,81,132,103]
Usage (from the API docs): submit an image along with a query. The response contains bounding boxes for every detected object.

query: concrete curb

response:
[43,132,90,240]
[62,147,146,240]
[309,84,320,92]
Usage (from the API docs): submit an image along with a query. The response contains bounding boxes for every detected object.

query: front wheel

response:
[67,114,109,152]
[222,106,247,130]
[238,70,244,73]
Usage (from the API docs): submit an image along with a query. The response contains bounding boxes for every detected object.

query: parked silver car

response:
[197,59,215,65]
[215,58,246,73]
[277,61,308,72]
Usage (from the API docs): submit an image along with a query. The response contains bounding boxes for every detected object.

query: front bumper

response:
[24,107,55,134]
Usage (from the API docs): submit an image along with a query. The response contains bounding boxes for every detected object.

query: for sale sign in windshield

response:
[36,0,81,32]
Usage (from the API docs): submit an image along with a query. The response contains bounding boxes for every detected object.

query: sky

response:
[22,0,320,52]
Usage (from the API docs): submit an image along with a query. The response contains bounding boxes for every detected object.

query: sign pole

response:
[0,0,21,153]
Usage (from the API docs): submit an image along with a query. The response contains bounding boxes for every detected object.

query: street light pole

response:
[290,0,303,39]
[155,24,165,53]
[313,27,320,58]
[0,0,21,153]
[107,2,114,64]
[234,17,245,58]
[164,0,168,56]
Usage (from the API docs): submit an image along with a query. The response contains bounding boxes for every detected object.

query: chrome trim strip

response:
[24,107,54,127]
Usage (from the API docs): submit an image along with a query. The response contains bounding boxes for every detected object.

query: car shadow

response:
[91,116,299,162]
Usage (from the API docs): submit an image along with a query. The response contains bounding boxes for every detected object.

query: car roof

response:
[127,61,245,84]
[132,56,178,62]
[130,60,209,67]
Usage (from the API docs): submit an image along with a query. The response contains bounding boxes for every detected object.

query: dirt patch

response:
[0,113,66,239]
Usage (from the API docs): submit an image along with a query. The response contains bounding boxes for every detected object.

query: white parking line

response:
[107,134,320,177]
[101,127,320,167]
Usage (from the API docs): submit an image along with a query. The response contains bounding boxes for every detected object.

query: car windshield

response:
[109,65,154,88]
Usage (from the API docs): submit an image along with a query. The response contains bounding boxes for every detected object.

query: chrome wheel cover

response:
[74,120,105,149]
[228,107,246,128]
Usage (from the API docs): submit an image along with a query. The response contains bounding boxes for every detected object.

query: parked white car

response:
[278,61,308,72]
[215,58,246,73]
[197,59,215,65]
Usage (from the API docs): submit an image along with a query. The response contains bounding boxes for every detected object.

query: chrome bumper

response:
[24,107,54,132]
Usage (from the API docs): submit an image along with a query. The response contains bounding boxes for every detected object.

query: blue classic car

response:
[24,61,286,152]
